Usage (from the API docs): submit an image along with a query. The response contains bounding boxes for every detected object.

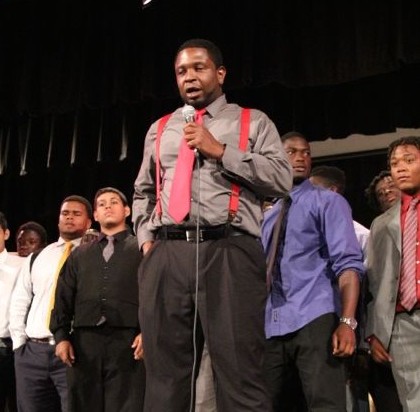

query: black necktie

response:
[266,196,292,292]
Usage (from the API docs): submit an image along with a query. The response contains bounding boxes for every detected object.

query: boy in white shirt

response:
[0,211,24,412]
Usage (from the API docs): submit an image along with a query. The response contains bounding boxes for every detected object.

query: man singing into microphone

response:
[132,38,292,411]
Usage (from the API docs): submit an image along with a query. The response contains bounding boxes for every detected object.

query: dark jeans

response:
[264,313,347,412]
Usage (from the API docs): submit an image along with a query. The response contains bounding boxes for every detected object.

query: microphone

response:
[182,105,199,156]
[182,105,195,123]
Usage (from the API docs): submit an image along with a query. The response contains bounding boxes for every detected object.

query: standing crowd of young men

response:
[1,37,420,412]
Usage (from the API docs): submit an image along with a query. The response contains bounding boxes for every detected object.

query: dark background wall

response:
[1,0,419,248]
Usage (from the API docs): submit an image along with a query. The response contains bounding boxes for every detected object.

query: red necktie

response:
[400,198,419,311]
[167,109,205,224]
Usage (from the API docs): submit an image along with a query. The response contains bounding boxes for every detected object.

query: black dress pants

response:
[369,360,402,412]
[0,342,17,412]
[138,235,271,412]
[14,341,67,412]
[68,326,146,412]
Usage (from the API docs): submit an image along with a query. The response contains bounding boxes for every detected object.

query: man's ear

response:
[4,228,10,241]
[217,66,226,86]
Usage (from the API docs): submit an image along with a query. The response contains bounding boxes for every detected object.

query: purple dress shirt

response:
[263,179,365,337]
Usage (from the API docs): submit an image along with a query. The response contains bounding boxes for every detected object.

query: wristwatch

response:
[339,317,358,330]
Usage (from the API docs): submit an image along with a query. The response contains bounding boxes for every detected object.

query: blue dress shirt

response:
[263,179,365,337]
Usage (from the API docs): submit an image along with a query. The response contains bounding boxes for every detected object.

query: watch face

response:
[340,317,357,330]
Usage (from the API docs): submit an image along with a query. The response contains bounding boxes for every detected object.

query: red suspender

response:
[155,108,251,221]
[228,107,250,221]
[155,113,172,218]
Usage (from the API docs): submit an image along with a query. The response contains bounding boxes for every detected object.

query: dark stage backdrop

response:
[0,0,419,246]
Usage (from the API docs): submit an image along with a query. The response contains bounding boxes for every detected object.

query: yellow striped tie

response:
[46,241,73,328]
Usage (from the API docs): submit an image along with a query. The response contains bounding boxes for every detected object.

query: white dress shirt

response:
[353,220,370,264]
[9,237,81,350]
[0,249,24,338]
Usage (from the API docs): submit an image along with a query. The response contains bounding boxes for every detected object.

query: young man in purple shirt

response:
[262,131,365,411]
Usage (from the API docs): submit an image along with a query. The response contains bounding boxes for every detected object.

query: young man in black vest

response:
[50,187,145,412]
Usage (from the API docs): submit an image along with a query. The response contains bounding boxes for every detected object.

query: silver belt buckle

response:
[185,229,203,243]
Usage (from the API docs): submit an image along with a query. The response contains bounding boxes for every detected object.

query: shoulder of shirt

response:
[38,241,61,253]
[148,109,180,133]
[74,239,100,255]
[5,252,25,267]
[38,238,81,253]
[25,242,59,266]
[293,181,351,213]
[307,181,347,201]
[219,103,269,120]
[205,95,269,121]
[119,232,138,244]
[126,235,139,247]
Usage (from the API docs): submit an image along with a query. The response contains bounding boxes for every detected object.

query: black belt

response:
[0,337,12,348]
[157,225,247,243]
[28,337,56,345]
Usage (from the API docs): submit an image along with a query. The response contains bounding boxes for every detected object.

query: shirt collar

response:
[98,229,129,243]
[202,94,227,119]
[57,237,81,248]
[290,179,312,199]
[401,193,420,212]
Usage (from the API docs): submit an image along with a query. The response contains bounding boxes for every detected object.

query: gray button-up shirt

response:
[132,94,292,247]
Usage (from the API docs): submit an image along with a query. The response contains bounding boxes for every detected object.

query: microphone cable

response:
[189,149,202,412]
